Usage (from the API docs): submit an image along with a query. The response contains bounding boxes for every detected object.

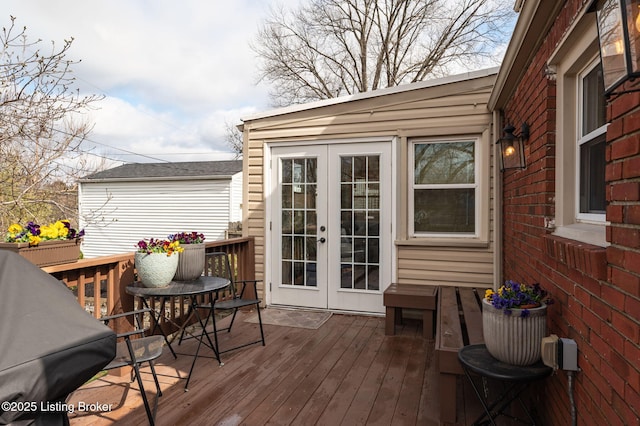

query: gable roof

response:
[79,160,242,182]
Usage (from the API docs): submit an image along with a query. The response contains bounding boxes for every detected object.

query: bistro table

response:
[458,344,553,425]
[126,275,230,389]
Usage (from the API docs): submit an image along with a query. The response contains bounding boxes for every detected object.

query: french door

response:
[269,141,392,313]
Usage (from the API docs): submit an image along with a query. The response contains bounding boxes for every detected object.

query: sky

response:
[4,1,514,170]
[4,0,296,167]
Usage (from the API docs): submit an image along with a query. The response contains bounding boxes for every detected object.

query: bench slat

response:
[437,286,464,350]
[436,286,486,424]
[459,287,484,345]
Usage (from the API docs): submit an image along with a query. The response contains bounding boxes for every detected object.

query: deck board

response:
[68,310,482,425]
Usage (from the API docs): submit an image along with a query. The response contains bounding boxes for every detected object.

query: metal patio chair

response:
[196,252,265,361]
[100,308,163,426]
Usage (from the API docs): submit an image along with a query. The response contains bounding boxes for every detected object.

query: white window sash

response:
[575,62,606,223]
[409,138,480,238]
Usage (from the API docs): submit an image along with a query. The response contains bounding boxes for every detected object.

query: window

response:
[548,12,608,247]
[578,63,606,217]
[410,139,478,237]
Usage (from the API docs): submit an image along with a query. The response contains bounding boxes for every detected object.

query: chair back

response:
[205,252,237,298]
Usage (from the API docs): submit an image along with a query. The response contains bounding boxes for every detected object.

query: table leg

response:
[184,296,222,391]
[464,366,540,425]
[139,296,177,359]
[463,366,498,426]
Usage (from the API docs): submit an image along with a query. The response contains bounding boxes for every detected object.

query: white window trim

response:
[408,136,482,239]
[548,11,609,247]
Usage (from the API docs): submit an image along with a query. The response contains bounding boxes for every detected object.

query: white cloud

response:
[4,0,281,164]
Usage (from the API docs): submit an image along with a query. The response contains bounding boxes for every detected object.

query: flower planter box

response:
[0,239,81,267]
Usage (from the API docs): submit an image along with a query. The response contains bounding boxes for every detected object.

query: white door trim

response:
[264,137,397,313]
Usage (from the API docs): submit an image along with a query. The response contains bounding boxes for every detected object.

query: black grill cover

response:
[0,251,116,425]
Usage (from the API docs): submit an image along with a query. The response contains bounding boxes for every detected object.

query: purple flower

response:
[485,280,552,316]
[169,232,205,244]
[26,221,41,236]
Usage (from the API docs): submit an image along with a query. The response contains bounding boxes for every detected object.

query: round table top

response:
[126,275,230,297]
[458,344,553,381]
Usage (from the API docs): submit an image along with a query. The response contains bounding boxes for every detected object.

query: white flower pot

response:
[173,243,205,281]
[482,298,547,366]
[135,251,179,288]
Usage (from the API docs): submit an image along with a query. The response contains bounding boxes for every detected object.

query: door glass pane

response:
[339,155,381,291]
[282,236,292,260]
[367,265,379,291]
[353,265,366,289]
[341,264,352,289]
[280,157,318,287]
[341,184,352,209]
[282,185,292,208]
[282,262,292,285]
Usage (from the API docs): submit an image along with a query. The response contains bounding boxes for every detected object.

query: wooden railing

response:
[42,237,256,327]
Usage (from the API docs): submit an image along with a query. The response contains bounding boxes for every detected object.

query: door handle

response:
[317,237,326,243]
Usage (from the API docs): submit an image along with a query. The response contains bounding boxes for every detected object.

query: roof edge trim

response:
[78,174,237,183]
[489,0,564,110]
[243,67,499,122]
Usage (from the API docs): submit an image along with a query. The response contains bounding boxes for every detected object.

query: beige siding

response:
[243,71,497,297]
[397,246,494,287]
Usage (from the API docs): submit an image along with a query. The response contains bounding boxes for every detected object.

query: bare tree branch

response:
[0,15,104,230]
[253,0,515,106]
[224,120,243,159]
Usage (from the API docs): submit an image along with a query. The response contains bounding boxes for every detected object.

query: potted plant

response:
[169,232,206,281]
[135,238,183,287]
[483,280,553,366]
[1,220,84,267]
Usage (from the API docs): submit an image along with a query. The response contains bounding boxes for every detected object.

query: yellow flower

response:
[4,219,82,246]
[485,289,494,300]
[168,241,184,255]
[8,223,22,235]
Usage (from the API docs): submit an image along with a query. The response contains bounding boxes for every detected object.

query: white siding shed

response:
[78,161,242,258]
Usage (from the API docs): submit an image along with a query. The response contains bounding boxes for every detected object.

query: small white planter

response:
[482,298,547,366]
[135,252,179,288]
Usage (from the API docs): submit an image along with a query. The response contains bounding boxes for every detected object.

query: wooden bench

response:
[435,286,484,424]
[383,283,438,339]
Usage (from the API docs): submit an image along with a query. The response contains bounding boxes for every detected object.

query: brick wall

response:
[501,1,640,424]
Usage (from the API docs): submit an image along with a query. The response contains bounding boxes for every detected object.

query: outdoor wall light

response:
[589,0,640,95]
[497,123,528,171]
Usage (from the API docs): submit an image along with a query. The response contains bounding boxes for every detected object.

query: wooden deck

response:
[68,309,485,426]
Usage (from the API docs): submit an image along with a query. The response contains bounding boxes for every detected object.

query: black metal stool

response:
[458,344,553,425]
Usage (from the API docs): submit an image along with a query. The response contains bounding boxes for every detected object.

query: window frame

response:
[547,11,609,247]
[408,137,481,238]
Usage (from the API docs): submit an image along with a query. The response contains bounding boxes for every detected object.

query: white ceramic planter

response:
[135,251,179,288]
[482,298,547,366]
[173,243,205,281]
